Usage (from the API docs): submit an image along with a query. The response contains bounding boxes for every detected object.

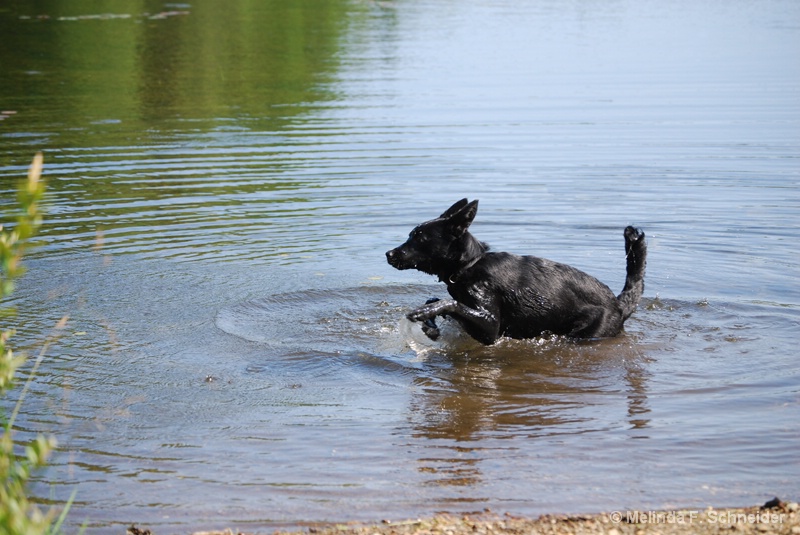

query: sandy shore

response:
[137,498,799,535]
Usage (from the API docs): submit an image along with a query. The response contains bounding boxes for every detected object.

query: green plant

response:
[0,153,65,535]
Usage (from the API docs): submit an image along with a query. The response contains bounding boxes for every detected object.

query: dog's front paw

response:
[406,308,430,322]
[421,319,440,341]
[407,302,436,322]
[407,298,454,323]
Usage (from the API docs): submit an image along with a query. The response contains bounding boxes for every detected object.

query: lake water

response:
[1,0,799,533]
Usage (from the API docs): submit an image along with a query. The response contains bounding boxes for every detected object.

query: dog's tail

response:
[617,226,647,320]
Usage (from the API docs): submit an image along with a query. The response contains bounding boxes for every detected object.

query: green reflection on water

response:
[0,0,364,259]
[0,0,353,142]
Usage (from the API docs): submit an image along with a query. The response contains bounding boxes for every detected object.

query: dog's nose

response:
[386,248,404,266]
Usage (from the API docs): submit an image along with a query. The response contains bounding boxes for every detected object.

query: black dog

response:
[386,199,646,345]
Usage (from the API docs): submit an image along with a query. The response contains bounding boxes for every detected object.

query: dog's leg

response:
[421,298,441,340]
[407,299,501,344]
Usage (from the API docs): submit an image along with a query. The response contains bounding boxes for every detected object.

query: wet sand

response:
[131,498,799,535]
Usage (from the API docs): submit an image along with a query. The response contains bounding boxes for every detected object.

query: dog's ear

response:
[440,198,470,219]
[446,199,478,236]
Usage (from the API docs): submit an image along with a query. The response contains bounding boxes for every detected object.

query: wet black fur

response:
[386,198,647,345]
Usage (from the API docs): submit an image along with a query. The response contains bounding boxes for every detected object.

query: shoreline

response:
[130,498,799,535]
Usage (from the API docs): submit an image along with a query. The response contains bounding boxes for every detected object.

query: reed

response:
[0,153,74,535]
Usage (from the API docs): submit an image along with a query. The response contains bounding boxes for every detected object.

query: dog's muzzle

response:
[386,247,409,270]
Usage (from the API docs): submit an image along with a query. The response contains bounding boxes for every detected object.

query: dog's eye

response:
[411,230,427,243]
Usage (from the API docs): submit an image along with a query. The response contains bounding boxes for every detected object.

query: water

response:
[1,0,798,532]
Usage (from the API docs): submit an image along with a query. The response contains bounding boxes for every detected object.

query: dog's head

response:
[386,198,479,277]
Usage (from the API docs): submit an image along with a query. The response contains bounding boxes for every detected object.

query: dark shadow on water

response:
[407,331,653,438]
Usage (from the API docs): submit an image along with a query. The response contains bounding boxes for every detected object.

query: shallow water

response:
[1,0,799,533]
